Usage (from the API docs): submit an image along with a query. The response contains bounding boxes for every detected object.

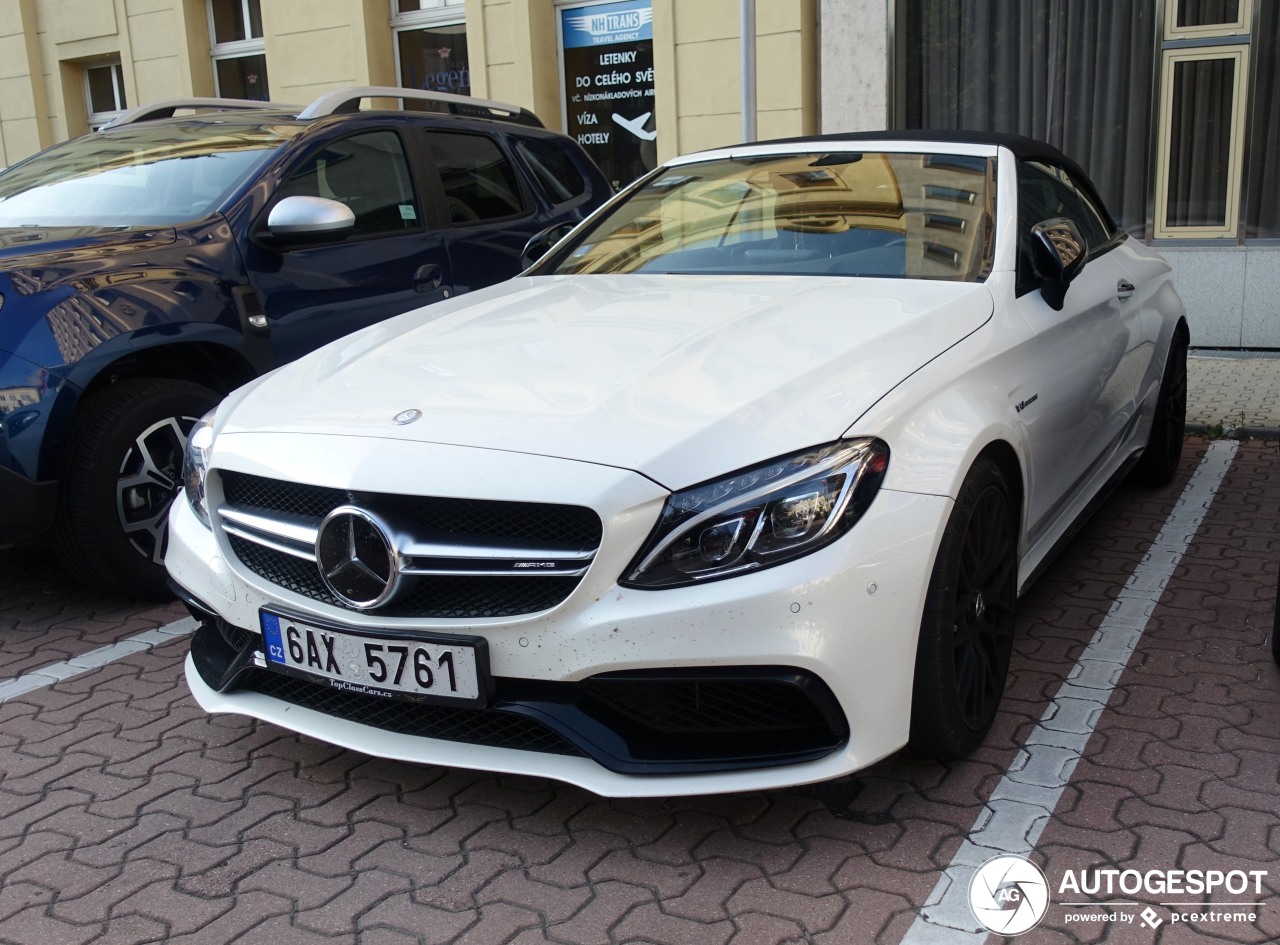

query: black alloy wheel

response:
[910,458,1018,758]
[1132,331,1188,486]
[1273,562,1280,668]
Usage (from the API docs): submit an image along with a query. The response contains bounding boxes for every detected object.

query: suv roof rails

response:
[101,97,291,129]
[298,86,544,128]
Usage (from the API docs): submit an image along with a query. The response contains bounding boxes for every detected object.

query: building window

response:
[1154,0,1253,238]
[85,62,127,130]
[896,1,1156,235]
[392,0,469,99]
[209,0,269,101]
[897,0,1280,242]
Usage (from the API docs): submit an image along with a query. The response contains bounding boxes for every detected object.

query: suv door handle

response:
[1117,279,1135,301]
[414,263,444,291]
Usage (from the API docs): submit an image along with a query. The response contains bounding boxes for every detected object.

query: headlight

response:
[622,439,889,589]
[182,409,217,528]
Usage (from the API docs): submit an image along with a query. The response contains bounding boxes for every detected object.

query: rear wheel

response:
[1132,332,1188,486]
[910,458,1018,758]
[54,378,218,598]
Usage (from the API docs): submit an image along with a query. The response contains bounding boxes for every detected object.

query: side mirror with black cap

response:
[1032,217,1087,312]
[521,221,578,270]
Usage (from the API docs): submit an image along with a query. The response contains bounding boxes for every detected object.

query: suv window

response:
[425,132,525,224]
[276,130,420,237]
[516,137,587,204]
[0,125,290,226]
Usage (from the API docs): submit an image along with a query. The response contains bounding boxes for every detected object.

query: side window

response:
[515,137,587,205]
[1016,163,1063,289]
[1016,160,1112,291]
[424,132,526,224]
[1062,171,1116,251]
[276,131,420,238]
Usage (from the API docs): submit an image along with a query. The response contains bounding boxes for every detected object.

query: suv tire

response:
[54,379,219,598]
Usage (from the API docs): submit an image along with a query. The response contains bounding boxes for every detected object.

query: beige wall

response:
[0,0,52,165]
[260,0,395,104]
[0,0,819,168]
[658,0,817,158]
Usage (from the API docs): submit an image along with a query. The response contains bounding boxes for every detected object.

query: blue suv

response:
[0,87,610,597]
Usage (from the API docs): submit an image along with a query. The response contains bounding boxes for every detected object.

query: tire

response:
[1131,331,1188,487]
[54,378,219,599]
[1272,564,1280,669]
[909,458,1018,759]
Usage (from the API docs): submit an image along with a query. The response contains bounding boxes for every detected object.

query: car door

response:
[1014,160,1147,545]
[241,127,455,366]
[415,129,546,295]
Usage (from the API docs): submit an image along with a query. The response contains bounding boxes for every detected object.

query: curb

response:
[1186,422,1280,441]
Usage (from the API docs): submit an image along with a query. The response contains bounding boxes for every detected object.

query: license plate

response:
[260,611,485,704]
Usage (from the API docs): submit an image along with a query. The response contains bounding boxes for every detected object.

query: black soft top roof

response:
[740,128,1114,229]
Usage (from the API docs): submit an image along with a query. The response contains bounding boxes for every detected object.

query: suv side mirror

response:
[1031,217,1086,311]
[521,221,577,270]
[264,196,355,243]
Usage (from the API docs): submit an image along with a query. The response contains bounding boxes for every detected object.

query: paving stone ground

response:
[1187,354,1280,437]
[0,438,1276,945]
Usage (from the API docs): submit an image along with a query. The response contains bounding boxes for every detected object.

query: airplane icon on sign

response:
[612,111,657,141]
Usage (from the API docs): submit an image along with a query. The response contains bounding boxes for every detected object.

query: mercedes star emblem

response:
[315,506,400,609]
[392,408,423,425]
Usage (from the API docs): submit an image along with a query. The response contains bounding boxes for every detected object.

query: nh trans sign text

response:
[562,0,653,47]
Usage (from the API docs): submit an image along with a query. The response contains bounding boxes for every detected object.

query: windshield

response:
[0,125,298,227]
[550,151,996,281]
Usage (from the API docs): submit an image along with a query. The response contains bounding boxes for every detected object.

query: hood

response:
[0,225,177,267]
[221,274,992,488]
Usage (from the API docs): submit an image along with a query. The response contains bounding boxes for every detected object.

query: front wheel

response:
[54,379,219,598]
[909,458,1018,758]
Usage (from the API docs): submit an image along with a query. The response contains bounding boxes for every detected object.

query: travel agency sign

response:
[560,0,657,189]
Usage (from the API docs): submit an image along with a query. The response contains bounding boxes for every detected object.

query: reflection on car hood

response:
[221,274,993,487]
[0,225,177,263]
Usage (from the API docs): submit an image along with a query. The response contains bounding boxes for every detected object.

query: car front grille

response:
[217,472,602,619]
[212,651,846,774]
[241,669,588,757]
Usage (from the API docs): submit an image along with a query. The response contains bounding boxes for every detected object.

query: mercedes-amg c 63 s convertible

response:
[167,131,1189,797]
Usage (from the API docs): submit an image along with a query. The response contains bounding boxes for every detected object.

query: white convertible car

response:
[167,132,1188,797]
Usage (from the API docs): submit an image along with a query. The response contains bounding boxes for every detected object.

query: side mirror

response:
[1032,217,1086,311]
[521,221,577,270]
[264,195,355,241]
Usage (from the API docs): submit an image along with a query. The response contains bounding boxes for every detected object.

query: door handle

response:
[413,263,444,292]
[1117,279,1135,301]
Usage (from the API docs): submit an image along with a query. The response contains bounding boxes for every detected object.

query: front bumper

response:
[167,434,952,796]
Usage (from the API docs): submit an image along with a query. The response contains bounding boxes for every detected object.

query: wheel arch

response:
[40,336,257,482]
[974,437,1025,532]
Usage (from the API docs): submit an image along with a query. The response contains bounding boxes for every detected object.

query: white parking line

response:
[900,440,1239,944]
[0,617,198,705]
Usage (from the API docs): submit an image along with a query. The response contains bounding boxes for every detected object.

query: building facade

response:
[0,0,1274,345]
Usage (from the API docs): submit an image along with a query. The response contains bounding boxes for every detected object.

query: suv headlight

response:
[622,439,889,589]
[182,409,217,528]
